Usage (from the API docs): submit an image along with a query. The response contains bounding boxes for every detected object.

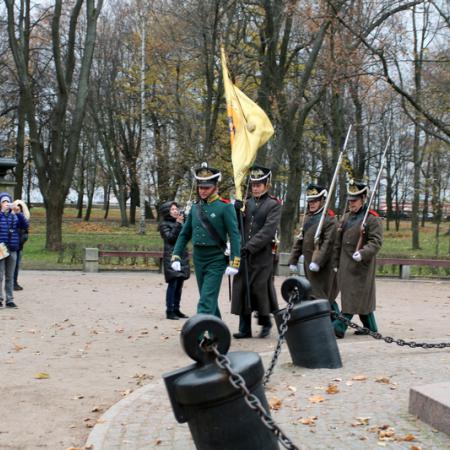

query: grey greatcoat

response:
[333,206,383,314]
[288,209,337,299]
[231,193,281,317]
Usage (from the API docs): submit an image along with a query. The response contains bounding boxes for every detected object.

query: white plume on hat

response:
[12,199,30,220]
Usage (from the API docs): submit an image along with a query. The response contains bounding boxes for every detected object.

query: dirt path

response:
[0,271,448,449]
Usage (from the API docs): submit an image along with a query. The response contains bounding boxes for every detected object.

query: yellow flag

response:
[221,47,274,200]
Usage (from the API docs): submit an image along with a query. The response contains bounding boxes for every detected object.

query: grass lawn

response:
[21,206,450,277]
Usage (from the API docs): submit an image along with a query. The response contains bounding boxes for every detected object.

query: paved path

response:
[86,279,450,450]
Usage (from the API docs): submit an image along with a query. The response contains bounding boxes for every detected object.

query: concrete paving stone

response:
[87,336,450,450]
[409,381,450,435]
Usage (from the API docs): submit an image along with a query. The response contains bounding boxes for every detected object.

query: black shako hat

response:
[194,162,221,186]
[306,183,327,201]
[347,179,369,199]
[249,165,271,184]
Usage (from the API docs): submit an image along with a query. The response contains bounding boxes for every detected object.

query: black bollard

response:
[163,314,280,450]
[274,276,342,369]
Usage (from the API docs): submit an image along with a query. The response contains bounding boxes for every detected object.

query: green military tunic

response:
[173,194,241,317]
[288,208,337,300]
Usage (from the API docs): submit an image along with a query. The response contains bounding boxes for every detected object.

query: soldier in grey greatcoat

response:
[231,165,282,339]
[288,183,338,306]
[333,180,383,338]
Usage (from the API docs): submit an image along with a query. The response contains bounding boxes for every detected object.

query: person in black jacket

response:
[231,166,281,339]
[158,201,190,320]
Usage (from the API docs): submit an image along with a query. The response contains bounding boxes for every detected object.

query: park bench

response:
[376,257,450,279]
[277,253,450,279]
[84,248,164,273]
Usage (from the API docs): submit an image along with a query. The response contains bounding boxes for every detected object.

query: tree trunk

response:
[45,194,65,251]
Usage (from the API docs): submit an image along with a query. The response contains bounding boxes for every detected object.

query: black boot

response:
[14,284,23,291]
[174,310,188,319]
[258,324,272,338]
[233,331,252,339]
[166,312,179,320]
[233,314,252,339]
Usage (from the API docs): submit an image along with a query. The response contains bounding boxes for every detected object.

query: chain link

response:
[200,340,299,450]
[332,312,450,349]
[263,290,297,386]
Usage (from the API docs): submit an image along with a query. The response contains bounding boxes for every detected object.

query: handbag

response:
[0,242,10,260]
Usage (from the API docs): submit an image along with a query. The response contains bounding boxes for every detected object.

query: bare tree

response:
[5,0,104,250]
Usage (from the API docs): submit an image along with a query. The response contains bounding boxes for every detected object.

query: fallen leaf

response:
[352,417,371,426]
[34,372,50,379]
[121,389,133,396]
[155,439,162,445]
[352,375,367,381]
[269,397,282,410]
[13,343,26,352]
[402,434,416,441]
[410,446,422,450]
[287,385,297,393]
[91,406,102,412]
[375,376,391,384]
[298,416,318,425]
[308,395,325,404]
[326,384,339,394]
[72,395,84,400]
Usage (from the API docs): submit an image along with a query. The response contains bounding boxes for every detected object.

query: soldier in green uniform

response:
[288,183,338,308]
[231,166,281,339]
[171,163,241,318]
[333,180,383,338]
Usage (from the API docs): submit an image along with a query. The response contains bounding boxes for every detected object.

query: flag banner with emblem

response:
[221,47,274,200]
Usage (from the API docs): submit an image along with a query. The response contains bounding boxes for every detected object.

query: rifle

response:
[313,125,352,253]
[355,136,390,252]
[297,192,308,241]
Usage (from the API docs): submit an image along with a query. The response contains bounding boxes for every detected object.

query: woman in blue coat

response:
[0,192,29,308]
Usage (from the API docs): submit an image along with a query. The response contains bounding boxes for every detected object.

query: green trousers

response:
[193,246,227,318]
[334,312,378,336]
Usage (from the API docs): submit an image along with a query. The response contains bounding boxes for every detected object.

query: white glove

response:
[352,251,362,262]
[309,262,320,272]
[171,261,181,271]
[289,264,298,272]
[225,267,239,277]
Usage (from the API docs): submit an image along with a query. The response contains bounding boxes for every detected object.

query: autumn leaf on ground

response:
[91,406,102,412]
[13,343,26,352]
[155,439,162,445]
[400,434,416,441]
[352,375,368,381]
[269,396,282,410]
[375,376,391,384]
[34,372,50,379]
[308,395,325,404]
[121,389,133,396]
[352,417,371,426]
[297,416,318,425]
[72,395,84,400]
[410,446,422,450]
[287,385,297,393]
[326,384,339,394]
[378,427,396,440]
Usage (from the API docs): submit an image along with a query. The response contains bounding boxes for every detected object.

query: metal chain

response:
[332,312,450,349]
[263,290,298,386]
[200,340,299,450]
